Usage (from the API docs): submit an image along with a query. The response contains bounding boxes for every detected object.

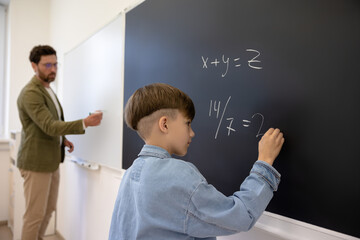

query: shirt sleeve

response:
[185,160,280,238]
[82,119,87,130]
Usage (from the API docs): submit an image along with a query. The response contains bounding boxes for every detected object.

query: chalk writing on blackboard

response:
[201,49,263,77]
[244,113,265,138]
[209,96,232,139]
[209,97,265,139]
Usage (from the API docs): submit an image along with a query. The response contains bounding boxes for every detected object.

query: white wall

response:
[6,0,51,134]
[57,161,124,240]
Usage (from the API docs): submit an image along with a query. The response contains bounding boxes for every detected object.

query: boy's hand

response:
[258,128,285,166]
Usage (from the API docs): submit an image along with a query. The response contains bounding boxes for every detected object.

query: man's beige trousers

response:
[20,168,59,240]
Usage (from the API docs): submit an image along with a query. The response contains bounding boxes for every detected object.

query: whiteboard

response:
[63,15,124,170]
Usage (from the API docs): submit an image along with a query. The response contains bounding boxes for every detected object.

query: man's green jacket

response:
[17,76,85,172]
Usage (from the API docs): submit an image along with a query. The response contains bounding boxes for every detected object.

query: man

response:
[17,45,103,240]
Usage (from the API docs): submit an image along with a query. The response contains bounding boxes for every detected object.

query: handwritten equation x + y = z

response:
[201,49,263,78]
[209,96,265,139]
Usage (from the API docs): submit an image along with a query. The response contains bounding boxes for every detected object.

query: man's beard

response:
[39,71,56,83]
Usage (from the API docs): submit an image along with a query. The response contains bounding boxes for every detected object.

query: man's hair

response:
[29,45,57,64]
[125,83,195,132]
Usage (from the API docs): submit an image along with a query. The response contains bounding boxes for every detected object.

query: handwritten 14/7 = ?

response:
[209,96,265,139]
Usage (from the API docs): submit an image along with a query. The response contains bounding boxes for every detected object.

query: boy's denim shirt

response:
[109,145,281,240]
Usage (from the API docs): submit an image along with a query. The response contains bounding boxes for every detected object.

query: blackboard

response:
[122,0,360,237]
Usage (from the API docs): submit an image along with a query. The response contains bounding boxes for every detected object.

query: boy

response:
[109,83,284,239]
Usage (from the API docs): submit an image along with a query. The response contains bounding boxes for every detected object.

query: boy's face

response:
[166,110,195,156]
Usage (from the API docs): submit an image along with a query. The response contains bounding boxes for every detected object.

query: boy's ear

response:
[158,116,169,133]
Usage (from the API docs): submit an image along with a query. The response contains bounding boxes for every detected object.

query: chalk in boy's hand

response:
[258,128,285,166]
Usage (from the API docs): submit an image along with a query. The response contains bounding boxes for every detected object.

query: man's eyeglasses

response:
[40,63,59,69]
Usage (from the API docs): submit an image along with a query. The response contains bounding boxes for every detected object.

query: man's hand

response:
[258,128,285,166]
[64,139,74,153]
[84,111,103,127]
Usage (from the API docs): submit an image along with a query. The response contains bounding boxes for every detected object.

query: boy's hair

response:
[125,83,195,134]
[29,45,57,64]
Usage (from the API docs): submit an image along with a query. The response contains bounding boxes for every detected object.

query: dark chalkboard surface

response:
[123,0,360,237]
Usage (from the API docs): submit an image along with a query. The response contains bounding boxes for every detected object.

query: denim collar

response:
[138,144,172,159]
